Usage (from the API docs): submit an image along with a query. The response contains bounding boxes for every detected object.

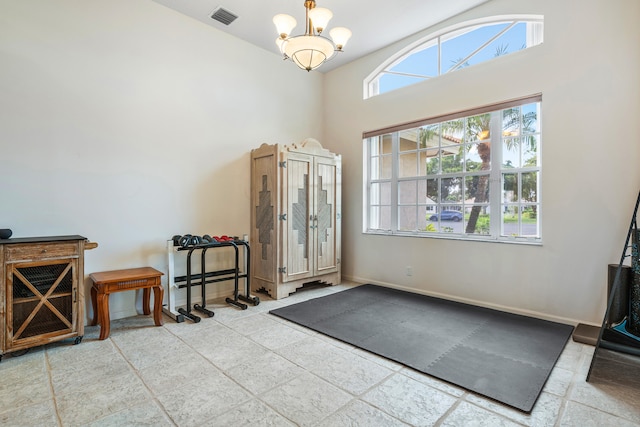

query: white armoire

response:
[250,139,341,299]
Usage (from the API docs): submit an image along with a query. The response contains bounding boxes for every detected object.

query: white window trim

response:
[363,14,544,99]
[363,96,542,245]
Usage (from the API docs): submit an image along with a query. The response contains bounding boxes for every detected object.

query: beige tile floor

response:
[1,283,639,426]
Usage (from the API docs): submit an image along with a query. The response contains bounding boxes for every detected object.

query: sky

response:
[379,21,533,93]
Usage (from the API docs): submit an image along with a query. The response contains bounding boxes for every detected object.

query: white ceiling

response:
[151,0,490,72]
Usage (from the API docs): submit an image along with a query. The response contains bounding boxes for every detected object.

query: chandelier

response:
[273,1,352,72]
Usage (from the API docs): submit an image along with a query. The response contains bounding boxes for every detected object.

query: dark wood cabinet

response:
[0,236,96,360]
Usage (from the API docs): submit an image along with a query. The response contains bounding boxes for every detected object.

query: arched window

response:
[364,16,544,99]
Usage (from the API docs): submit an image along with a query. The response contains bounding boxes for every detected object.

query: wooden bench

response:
[90,267,164,340]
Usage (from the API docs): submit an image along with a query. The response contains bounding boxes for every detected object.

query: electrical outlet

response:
[406,266,413,276]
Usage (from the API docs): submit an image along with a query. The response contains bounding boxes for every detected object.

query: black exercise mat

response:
[269,284,573,413]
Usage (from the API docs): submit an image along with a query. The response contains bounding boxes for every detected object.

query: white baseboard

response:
[342,274,595,327]
[85,281,237,323]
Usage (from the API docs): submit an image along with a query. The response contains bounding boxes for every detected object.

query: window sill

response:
[364,230,543,246]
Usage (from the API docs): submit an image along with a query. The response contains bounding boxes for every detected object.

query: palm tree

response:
[449,113,491,234]
[420,107,538,234]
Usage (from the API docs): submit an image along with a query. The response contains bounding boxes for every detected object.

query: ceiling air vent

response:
[211,7,238,26]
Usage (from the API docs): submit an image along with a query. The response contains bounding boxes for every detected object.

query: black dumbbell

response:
[179,234,192,248]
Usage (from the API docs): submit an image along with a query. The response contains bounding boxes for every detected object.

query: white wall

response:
[3,0,638,327]
[323,0,640,325]
[0,0,324,320]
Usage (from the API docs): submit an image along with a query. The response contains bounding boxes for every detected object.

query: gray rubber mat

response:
[269,284,573,412]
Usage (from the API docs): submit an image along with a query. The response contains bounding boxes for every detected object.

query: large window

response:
[364,95,541,243]
[365,16,543,99]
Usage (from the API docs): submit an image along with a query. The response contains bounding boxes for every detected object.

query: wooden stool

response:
[90,267,164,340]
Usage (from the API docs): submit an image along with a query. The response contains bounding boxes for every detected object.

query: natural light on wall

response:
[364,16,544,99]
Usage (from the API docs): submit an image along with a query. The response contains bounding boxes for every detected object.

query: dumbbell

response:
[179,234,192,248]
[172,234,202,248]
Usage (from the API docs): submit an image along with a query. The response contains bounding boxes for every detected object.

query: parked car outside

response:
[429,210,463,222]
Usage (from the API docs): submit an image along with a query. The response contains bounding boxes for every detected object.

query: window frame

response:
[364,15,544,100]
[363,95,542,244]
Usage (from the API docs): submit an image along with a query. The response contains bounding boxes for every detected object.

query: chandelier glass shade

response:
[273,1,352,71]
